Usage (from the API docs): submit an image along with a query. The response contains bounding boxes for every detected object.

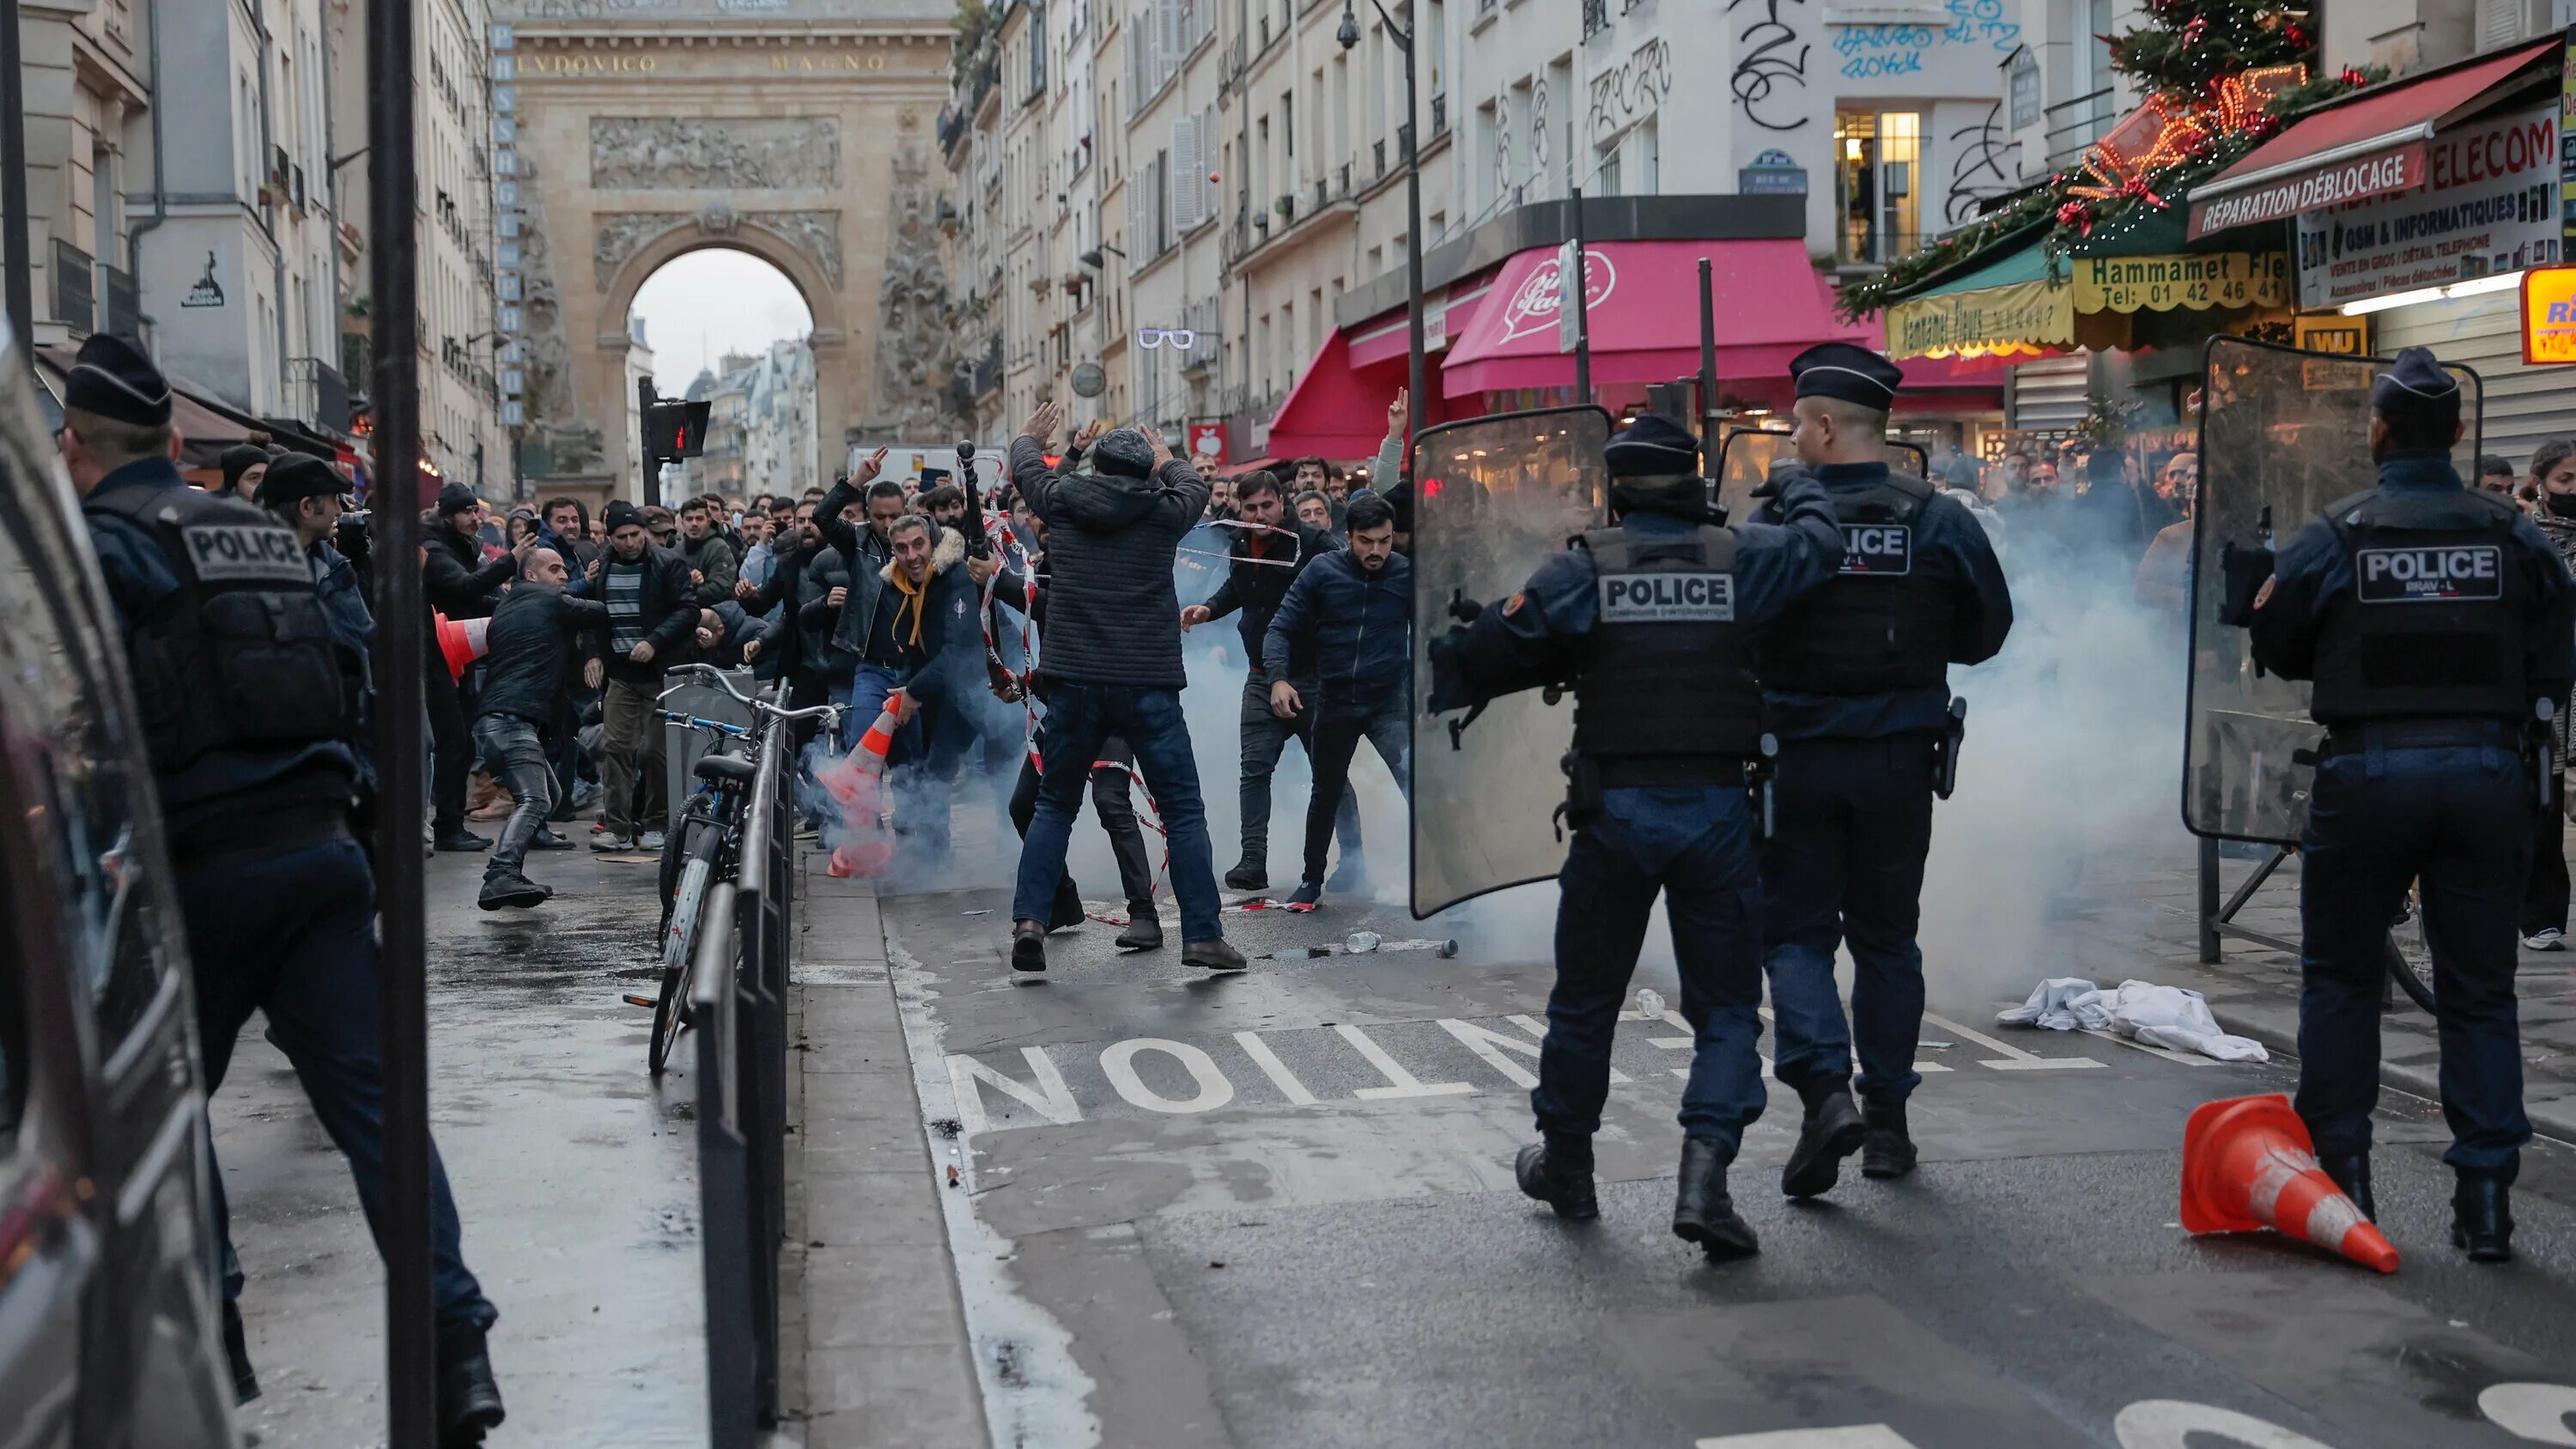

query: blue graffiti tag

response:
[1833,0,2019,79]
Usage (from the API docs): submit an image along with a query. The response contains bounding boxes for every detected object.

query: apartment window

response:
[1597,144,1619,197]
[1642,117,1660,195]
[1835,110,1921,265]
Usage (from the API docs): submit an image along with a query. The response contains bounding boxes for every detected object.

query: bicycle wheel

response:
[650,818,722,1076]
[2385,931,2436,1014]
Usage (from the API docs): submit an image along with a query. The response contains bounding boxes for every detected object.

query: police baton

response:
[2536,696,2559,814]
[1753,733,1779,840]
[1934,696,1968,800]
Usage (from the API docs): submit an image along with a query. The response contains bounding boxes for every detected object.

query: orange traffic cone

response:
[2181,1093,2399,1274]
[820,694,907,878]
[432,610,490,682]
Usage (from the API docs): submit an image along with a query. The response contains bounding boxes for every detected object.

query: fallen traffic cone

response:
[818,697,904,806]
[433,610,491,682]
[2181,1093,2398,1274]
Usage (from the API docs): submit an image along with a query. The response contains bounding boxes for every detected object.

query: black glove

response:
[1427,627,1476,714]
[1448,595,1485,624]
[2217,543,2275,627]
[1751,458,1811,500]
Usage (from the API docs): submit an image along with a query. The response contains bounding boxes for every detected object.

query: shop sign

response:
[1885,278,2070,359]
[2189,146,2425,238]
[2521,264,2576,363]
[2294,105,2562,309]
[2072,252,2289,312]
[1186,421,1226,462]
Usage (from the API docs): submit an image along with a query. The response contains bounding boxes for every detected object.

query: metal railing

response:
[695,714,798,1446]
[2042,87,2116,171]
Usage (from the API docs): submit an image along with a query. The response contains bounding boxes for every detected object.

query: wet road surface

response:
[875,876,2576,1449]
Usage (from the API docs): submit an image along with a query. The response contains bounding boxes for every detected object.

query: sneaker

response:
[1285,880,1323,908]
[1224,858,1269,892]
[434,829,493,853]
[2524,928,2566,951]
[478,872,548,911]
[572,782,604,811]
[638,829,666,851]
[591,832,635,852]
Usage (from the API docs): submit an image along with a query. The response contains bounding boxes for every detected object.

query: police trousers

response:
[1533,785,1767,1155]
[177,834,495,1331]
[1759,734,1937,1106]
[2299,741,2532,1179]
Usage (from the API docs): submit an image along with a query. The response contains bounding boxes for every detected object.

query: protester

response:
[2478,454,2519,503]
[474,547,607,907]
[1204,477,1236,522]
[2525,438,2576,951]
[215,442,277,500]
[1294,488,1334,532]
[678,495,740,607]
[424,482,523,852]
[1181,468,1357,891]
[922,482,968,528]
[1263,492,1411,906]
[1004,402,1243,973]
[813,459,911,746]
[643,504,680,550]
[590,500,698,852]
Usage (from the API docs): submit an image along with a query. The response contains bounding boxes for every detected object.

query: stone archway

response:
[502,16,967,504]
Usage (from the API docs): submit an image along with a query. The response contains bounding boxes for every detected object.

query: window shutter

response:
[1171,114,1202,229]
[2476,0,2526,48]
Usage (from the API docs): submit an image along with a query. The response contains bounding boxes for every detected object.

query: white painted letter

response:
[1335,1023,1473,1100]
[947,1047,1079,1136]
[2113,1400,2339,1449]
[1101,1038,1236,1114]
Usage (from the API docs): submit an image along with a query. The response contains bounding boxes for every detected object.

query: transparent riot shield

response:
[1410,405,1612,918]
[2184,336,2483,843]
[1712,427,1929,526]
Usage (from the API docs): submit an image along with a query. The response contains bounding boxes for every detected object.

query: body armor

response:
[1757,472,1953,696]
[2309,485,2527,724]
[1571,523,1765,760]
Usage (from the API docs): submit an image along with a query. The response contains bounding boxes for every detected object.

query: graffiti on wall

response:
[1729,0,1811,133]
[1946,99,2023,225]
[1588,39,1673,149]
[1830,0,2022,82]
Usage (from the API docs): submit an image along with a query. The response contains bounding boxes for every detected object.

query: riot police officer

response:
[2244,346,2575,1263]
[1753,344,2013,1199]
[1432,415,1846,1259]
[61,335,507,1439]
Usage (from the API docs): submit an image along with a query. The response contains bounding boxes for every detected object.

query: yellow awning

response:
[2070,252,2290,312]
[1883,250,2288,358]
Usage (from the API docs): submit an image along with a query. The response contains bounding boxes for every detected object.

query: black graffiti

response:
[1946,100,2020,225]
[1729,0,1810,133]
[1586,39,1674,149]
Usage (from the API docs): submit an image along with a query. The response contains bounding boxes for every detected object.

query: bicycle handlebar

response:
[659,664,843,726]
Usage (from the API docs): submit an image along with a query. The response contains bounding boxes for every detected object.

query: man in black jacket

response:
[589,500,700,851]
[1005,403,1244,973]
[425,481,523,850]
[679,495,740,607]
[813,456,910,732]
[476,548,611,907]
[1180,469,1357,890]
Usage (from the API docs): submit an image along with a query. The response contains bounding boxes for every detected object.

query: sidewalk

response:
[778,848,990,1447]
[2028,835,2576,1145]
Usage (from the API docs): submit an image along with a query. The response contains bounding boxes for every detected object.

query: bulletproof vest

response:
[2309,484,2528,724]
[1757,473,1954,695]
[84,480,351,774]
[1571,523,1765,758]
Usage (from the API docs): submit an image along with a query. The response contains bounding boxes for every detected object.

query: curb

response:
[2205,1002,2576,1150]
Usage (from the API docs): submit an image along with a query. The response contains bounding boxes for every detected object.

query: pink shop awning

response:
[1346,274,1501,370]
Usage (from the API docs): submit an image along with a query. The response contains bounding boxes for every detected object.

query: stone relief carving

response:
[872,146,970,443]
[592,211,685,288]
[589,117,840,191]
[519,190,605,476]
[750,210,842,288]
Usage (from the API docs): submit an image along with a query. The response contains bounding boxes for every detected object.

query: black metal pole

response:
[1400,24,1425,442]
[1696,256,1717,457]
[1569,186,1591,405]
[0,0,34,349]
[365,0,435,1442]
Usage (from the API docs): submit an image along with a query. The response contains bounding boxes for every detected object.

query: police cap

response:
[64,332,173,427]
[1603,415,1700,478]
[255,452,350,507]
[1790,343,1903,410]
[2371,346,2461,430]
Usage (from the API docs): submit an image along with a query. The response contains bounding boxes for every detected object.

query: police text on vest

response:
[1838,523,1913,575]
[1598,572,1735,622]
[2355,545,2504,603]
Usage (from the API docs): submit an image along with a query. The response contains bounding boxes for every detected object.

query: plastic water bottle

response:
[1344,931,1382,954]
[1636,987,1667,1020]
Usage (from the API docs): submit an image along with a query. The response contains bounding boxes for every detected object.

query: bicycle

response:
[634,664,837,1076]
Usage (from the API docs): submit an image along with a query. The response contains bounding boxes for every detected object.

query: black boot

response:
[1048,877,1088,931]
[2320,1153,2376,1221]
[1861,1097,1919,1180]
[1224,857,1268,892]
[1115,901,1164,951]
[1011,919,1048,973]
[221,1298,260,1404]
[2451,1175,2514,1263]
[436,1322,507,1445]
[1183,937,1249,972]
[1514,1132,1598,1221]
[477,870,546,911]
[1781,1078,1866,1199]
[1672,1137,1759,1260]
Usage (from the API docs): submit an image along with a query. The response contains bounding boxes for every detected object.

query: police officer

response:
[1753,343,2014,1200]
[258,453,378,797]
[62,335,507,1440]
[2243,346,2575,1263]
[1432,415,1846,1258]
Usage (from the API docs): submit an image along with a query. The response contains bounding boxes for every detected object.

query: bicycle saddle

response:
[694,752,759,785]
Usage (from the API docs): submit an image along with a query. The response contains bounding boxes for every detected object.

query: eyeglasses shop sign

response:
[2296,106,2562,308]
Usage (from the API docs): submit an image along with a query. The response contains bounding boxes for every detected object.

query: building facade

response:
[16,0,154,352]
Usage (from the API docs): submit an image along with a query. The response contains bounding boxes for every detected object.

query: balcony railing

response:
[287,357,353,433]
[1374,138,1387,177]
[52,239,93,332]
[2042,87,2116,171]
[1582,0,1609,39]
[100,263,139,337]
[1431,94,1447,135]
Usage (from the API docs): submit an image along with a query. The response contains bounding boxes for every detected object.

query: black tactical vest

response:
[1757,473,1954,695]
[1571,523,1765,759]
[2308,484,2528,724]
[84,480,351,773]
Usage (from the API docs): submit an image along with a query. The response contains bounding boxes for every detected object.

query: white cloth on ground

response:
[1997,977,2110,1032]
[1999,976,2269,1062]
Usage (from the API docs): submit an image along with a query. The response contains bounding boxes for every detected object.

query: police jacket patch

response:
[2356,545,2503,603]
[1598,571,1735,622]
[1838,523,1912,575]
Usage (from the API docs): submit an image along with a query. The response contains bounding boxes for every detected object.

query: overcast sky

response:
[627,250,814,391]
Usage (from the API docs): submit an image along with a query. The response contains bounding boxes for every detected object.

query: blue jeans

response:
[1012,682,1224,942]
[2299,740,2532,1179]
[1533,785,1767,1154]
[1759,734,1937,1106]
[176,836,495,1332]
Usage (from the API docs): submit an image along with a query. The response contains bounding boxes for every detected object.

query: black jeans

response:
[472,714,556,877]
[425,658,471,834]
[2524,797,2567,937]
[1238,672,1358,865]
[1010,737,1156,909]
[1303,694,1410,886]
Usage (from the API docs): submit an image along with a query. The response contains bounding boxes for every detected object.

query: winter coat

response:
[682,530,739,608]
[1263,546,1412,706]
[796,546,860,684]
[2541,513,2576,754]
[813,478,898,662]
[422,513,513,620]
[593,543,700,686]
[477,583,611,724]
[1009,435,1210,689]
[1200,518,1340,676]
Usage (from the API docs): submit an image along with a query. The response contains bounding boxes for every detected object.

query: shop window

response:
[1836,109,1921,266]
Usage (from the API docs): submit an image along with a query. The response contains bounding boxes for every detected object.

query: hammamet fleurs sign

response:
[2075,252,2289,311]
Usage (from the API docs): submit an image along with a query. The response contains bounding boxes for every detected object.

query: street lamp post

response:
[1340,0,1423,446]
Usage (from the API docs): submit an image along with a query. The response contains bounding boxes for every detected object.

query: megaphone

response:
[433,610,491,682]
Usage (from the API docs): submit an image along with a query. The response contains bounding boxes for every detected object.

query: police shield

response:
[1409,405,1611,918]
[2184,335,2483,844]
[1712,427,1929,526]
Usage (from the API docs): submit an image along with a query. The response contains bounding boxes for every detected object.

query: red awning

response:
[1265,329,1400,459]
[1347,272,1504,370]
[1440,239,1874,401]
[2189,39,2560,238]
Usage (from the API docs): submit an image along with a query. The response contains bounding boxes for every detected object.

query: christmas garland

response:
[1837,2,2385,321]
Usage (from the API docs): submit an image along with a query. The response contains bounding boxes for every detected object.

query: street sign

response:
[1739,149,1808,194]
[2010,48,2042,131]
[1072,361,1106,397]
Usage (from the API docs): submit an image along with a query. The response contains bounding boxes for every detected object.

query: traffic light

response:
[642,399,711,462]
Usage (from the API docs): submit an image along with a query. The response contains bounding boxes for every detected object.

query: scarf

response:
[888,563,928,646]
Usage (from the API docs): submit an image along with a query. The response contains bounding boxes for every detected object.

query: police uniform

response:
[65,336,506,1433]
[257,453,379,797]
[2246,347,2576,1263]
[1752,343,2014,1200]
[1437,415,1847,1258]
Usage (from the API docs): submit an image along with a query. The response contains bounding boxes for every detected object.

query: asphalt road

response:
[881,874,2576,1449]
